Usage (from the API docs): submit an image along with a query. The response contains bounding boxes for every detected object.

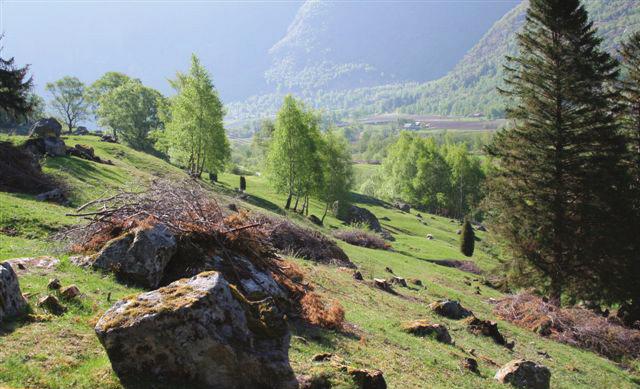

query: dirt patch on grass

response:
[494,293,640,361]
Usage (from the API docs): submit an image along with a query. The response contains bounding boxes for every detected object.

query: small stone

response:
[461,357,479,373]
[373,278,394,294]
[47,278,62,290]
[384,267,394,274]
[353,271,364,281]
[17,263,26,270]
[402,320,452,344]
[494,359,550,389]
[311,353,333,362]
[389,276,408,288]
[456,229,462,235]
[429,300,473,320]
[60,284,81,299]
[426,234,434,240]
[347,367,387,389]
[409,278,423,286]
[38,295,66,315]
[464,316,509,347]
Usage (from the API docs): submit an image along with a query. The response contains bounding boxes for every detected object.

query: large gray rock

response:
[80,224,177,289]
[495,359,551,389]
[43,137,66,156]
[28,118,62,139]
[95,271,297,389]
[0,262,28,323]
[334,202,382,232]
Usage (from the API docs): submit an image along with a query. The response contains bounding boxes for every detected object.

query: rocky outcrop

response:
[342,204,382,232]
[26,119,67,157]
[0,262,28,322]
[402,320,452,344]
[43,137,67,156]
[77,224,177,289]
[494,359,550,389]
[429,300,473,319]
[95,271,297,389]
[29,118,62,139]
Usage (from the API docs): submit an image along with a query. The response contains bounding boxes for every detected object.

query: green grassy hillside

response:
[0,137,638,388]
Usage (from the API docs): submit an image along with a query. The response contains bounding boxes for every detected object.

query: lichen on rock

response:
[95,271,297,389]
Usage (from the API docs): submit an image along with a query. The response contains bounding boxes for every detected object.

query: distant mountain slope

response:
[402,0,640,117]
[229,0,640,123]
[265,0,518,93]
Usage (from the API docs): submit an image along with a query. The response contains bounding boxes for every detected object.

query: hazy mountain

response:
[265,0,519,93]
[2,1,302,102]
[229,0,640,122]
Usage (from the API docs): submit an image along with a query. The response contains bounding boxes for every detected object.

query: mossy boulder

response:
[77,223,177,289]
[429,300,473,319]
[0,262,28,323]
[95,271,297,389]
[494,359,550,389]
[402,320,452,344]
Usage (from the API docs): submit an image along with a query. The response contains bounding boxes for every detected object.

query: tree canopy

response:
[159,55,230,176]
[485,0,631,304]
[96,79,165,150]
[45,76,89,132]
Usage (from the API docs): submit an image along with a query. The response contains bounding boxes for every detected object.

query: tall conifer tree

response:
[485,0,629,303]
[618,32,640,321]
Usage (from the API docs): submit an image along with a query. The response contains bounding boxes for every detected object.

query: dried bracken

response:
[300,292,345,330]
[494,293,640,360]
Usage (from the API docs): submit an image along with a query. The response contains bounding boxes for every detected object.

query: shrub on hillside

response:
[0,141,57,194]
[256,215,355,268]
[460,218,475,257]
[333,229,390,250]
[494,293,640,361]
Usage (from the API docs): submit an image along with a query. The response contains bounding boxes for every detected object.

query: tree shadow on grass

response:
[290,319,361,349]
[0,306,35,336]
[349,192,391,208]
[244,193,285,215]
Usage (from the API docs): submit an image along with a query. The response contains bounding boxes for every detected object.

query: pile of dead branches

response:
[63,180,345,330]
[494,293,640,361]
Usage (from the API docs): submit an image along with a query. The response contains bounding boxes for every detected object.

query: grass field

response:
[0,135,638,388]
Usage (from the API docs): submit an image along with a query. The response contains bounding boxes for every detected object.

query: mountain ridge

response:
[229,0,640,123]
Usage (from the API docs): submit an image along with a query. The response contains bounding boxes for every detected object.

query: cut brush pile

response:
[64,180,345,329]
[494,293,640,361]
